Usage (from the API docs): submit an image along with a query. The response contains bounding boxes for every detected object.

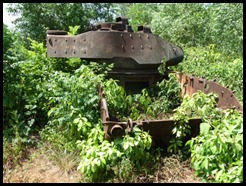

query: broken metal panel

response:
[205,80,243,111]
[176,72,243,112]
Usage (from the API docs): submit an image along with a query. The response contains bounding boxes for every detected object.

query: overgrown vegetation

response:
[3,3,243,183]
[172,92,243,183]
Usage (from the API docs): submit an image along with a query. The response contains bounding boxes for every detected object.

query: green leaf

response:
[211,146,217,154]
[94,158,101,166]
[235,143,242,151]
[91,163,96,173]
[108,148,113,156]
[167,144,174,153]
[215,170,223,181]
[123,141,129,150]
[77,120,83,132]
[73,118,80,124]
[200,122,211,135]
[47,107,56,117]
[204,158,209,170]
[100,156,106,165]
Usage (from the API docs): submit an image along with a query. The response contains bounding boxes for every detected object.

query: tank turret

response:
[46,17,184,91]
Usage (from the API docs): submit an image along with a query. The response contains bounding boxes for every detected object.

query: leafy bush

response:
[150,73,182,117]
[169,91,243,183]
[188,107,243,183]
[76,125,153,182]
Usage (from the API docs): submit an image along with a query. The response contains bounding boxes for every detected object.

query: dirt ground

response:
[3,152,82,183]
[3,146,203,183]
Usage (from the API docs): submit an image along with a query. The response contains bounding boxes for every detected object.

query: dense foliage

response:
[6,3,116,44]
[173,92,243,183]
[3,3,243,183]
[150,3,243,56]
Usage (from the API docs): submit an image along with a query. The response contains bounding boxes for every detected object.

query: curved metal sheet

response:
[176,72,243,112]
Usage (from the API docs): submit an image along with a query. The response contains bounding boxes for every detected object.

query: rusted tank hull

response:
[98,71,243,147]
[46,16,243,147]
[99,84,201,147]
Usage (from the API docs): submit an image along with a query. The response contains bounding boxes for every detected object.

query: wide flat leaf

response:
[200,122,211,135]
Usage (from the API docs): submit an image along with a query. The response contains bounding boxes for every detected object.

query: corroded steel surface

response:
[176,72,243,112]
[98,71,243,143]
[46,17,184,70]
[138,118,201,147]
[98,83,201,145]
[98,84,110,122]
[46,16,184,93]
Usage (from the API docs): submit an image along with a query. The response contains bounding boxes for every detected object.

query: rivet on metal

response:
[54,50,56,53]
[121,45,124,49]
[141,45,143,49]
[65,39,68,42]
[147,35,149,38]
[138,34,141,38]
[84,50,86,54]
[120,34,123,37]
[198,78,204,83]
[221,91,224,95]
[73,51,76,54]
[130,34,132,38]
[149,45,152,49]
[65,51,67,54]
[131,45,134,49]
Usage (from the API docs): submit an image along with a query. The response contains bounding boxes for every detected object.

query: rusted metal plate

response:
[176,72,243,112]
[99,84,202,146]
[102,116,201,147]
[46,17,184,70]
[139,118,201,148]
[47,31,183,68]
